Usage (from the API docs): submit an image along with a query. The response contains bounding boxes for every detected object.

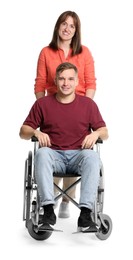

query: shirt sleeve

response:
[83,46,97,90]
[23,101,43,129]
[89,100,106,130]
[34,48,47,94]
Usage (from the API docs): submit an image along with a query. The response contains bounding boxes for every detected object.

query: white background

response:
[0,0,133,259]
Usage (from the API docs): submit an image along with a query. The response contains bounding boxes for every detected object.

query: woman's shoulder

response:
[38,46,57,59]
[80,45,94,60]
[81,45,92,54]
[40,46,54,53]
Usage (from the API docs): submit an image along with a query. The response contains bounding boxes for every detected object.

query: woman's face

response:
[58,16,76,42]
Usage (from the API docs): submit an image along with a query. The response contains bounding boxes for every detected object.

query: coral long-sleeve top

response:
[34,45,96,96]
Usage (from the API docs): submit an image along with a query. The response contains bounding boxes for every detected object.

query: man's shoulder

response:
[37,95,55,103]
[76,95,97,107]
[76,94,93,103]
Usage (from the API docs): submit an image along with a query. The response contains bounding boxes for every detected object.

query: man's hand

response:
[34,130,51,147]
[81,132,99,149]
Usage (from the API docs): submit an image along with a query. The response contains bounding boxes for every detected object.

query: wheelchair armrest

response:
[31,136,103,144]
[96,138,103,144]
[31,136,38,142]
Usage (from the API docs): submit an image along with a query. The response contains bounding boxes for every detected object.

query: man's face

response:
[55,69,78,96]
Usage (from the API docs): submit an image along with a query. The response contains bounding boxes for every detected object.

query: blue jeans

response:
[35,148,101,210]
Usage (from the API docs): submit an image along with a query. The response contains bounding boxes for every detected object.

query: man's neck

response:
[55,93,76,104]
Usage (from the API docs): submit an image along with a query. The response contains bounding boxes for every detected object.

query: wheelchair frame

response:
[23,138,112,241]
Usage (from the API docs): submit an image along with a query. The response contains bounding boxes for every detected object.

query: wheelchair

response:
[23,137,113,241]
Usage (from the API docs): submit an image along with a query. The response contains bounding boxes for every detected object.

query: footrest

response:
[73,225,99,234]
[80,226,99,233]
[39,223,63,232]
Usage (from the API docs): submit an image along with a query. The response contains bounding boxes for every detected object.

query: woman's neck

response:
[58,40,71,58]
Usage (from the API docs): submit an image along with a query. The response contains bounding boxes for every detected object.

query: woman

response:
[34,10,96,218]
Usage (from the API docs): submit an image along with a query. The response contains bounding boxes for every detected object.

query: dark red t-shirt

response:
[23,94,106,150]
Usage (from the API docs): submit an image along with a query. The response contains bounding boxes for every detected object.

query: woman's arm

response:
[35,92,45,99]
[83,46,96,99]
[85,89,96,99]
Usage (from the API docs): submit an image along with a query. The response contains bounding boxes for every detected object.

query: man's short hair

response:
[56,62,78,77]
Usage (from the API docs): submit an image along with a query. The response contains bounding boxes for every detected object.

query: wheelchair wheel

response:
[23,151,32,228]
[96,214,113,240]
[27,219,52,240]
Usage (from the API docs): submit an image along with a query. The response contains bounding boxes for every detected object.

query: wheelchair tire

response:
[25,151,32,228]
[27,219,52,240]
[96,214,113,240]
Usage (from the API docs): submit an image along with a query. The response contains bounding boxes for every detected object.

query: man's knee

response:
[35,147,53,162]
[80,149,99,162]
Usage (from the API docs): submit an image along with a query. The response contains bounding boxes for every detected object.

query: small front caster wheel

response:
[96,214,113,240]
[27,219,52,240]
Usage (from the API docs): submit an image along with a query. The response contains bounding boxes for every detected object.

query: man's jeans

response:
[35,147,101,210]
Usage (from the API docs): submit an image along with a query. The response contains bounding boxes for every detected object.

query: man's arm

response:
[19,125,51,147]
[19,125,35,140]
[81,127,108,149]
[95,126,108,140]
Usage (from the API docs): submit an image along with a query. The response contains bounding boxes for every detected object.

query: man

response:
[19,62,108,232]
